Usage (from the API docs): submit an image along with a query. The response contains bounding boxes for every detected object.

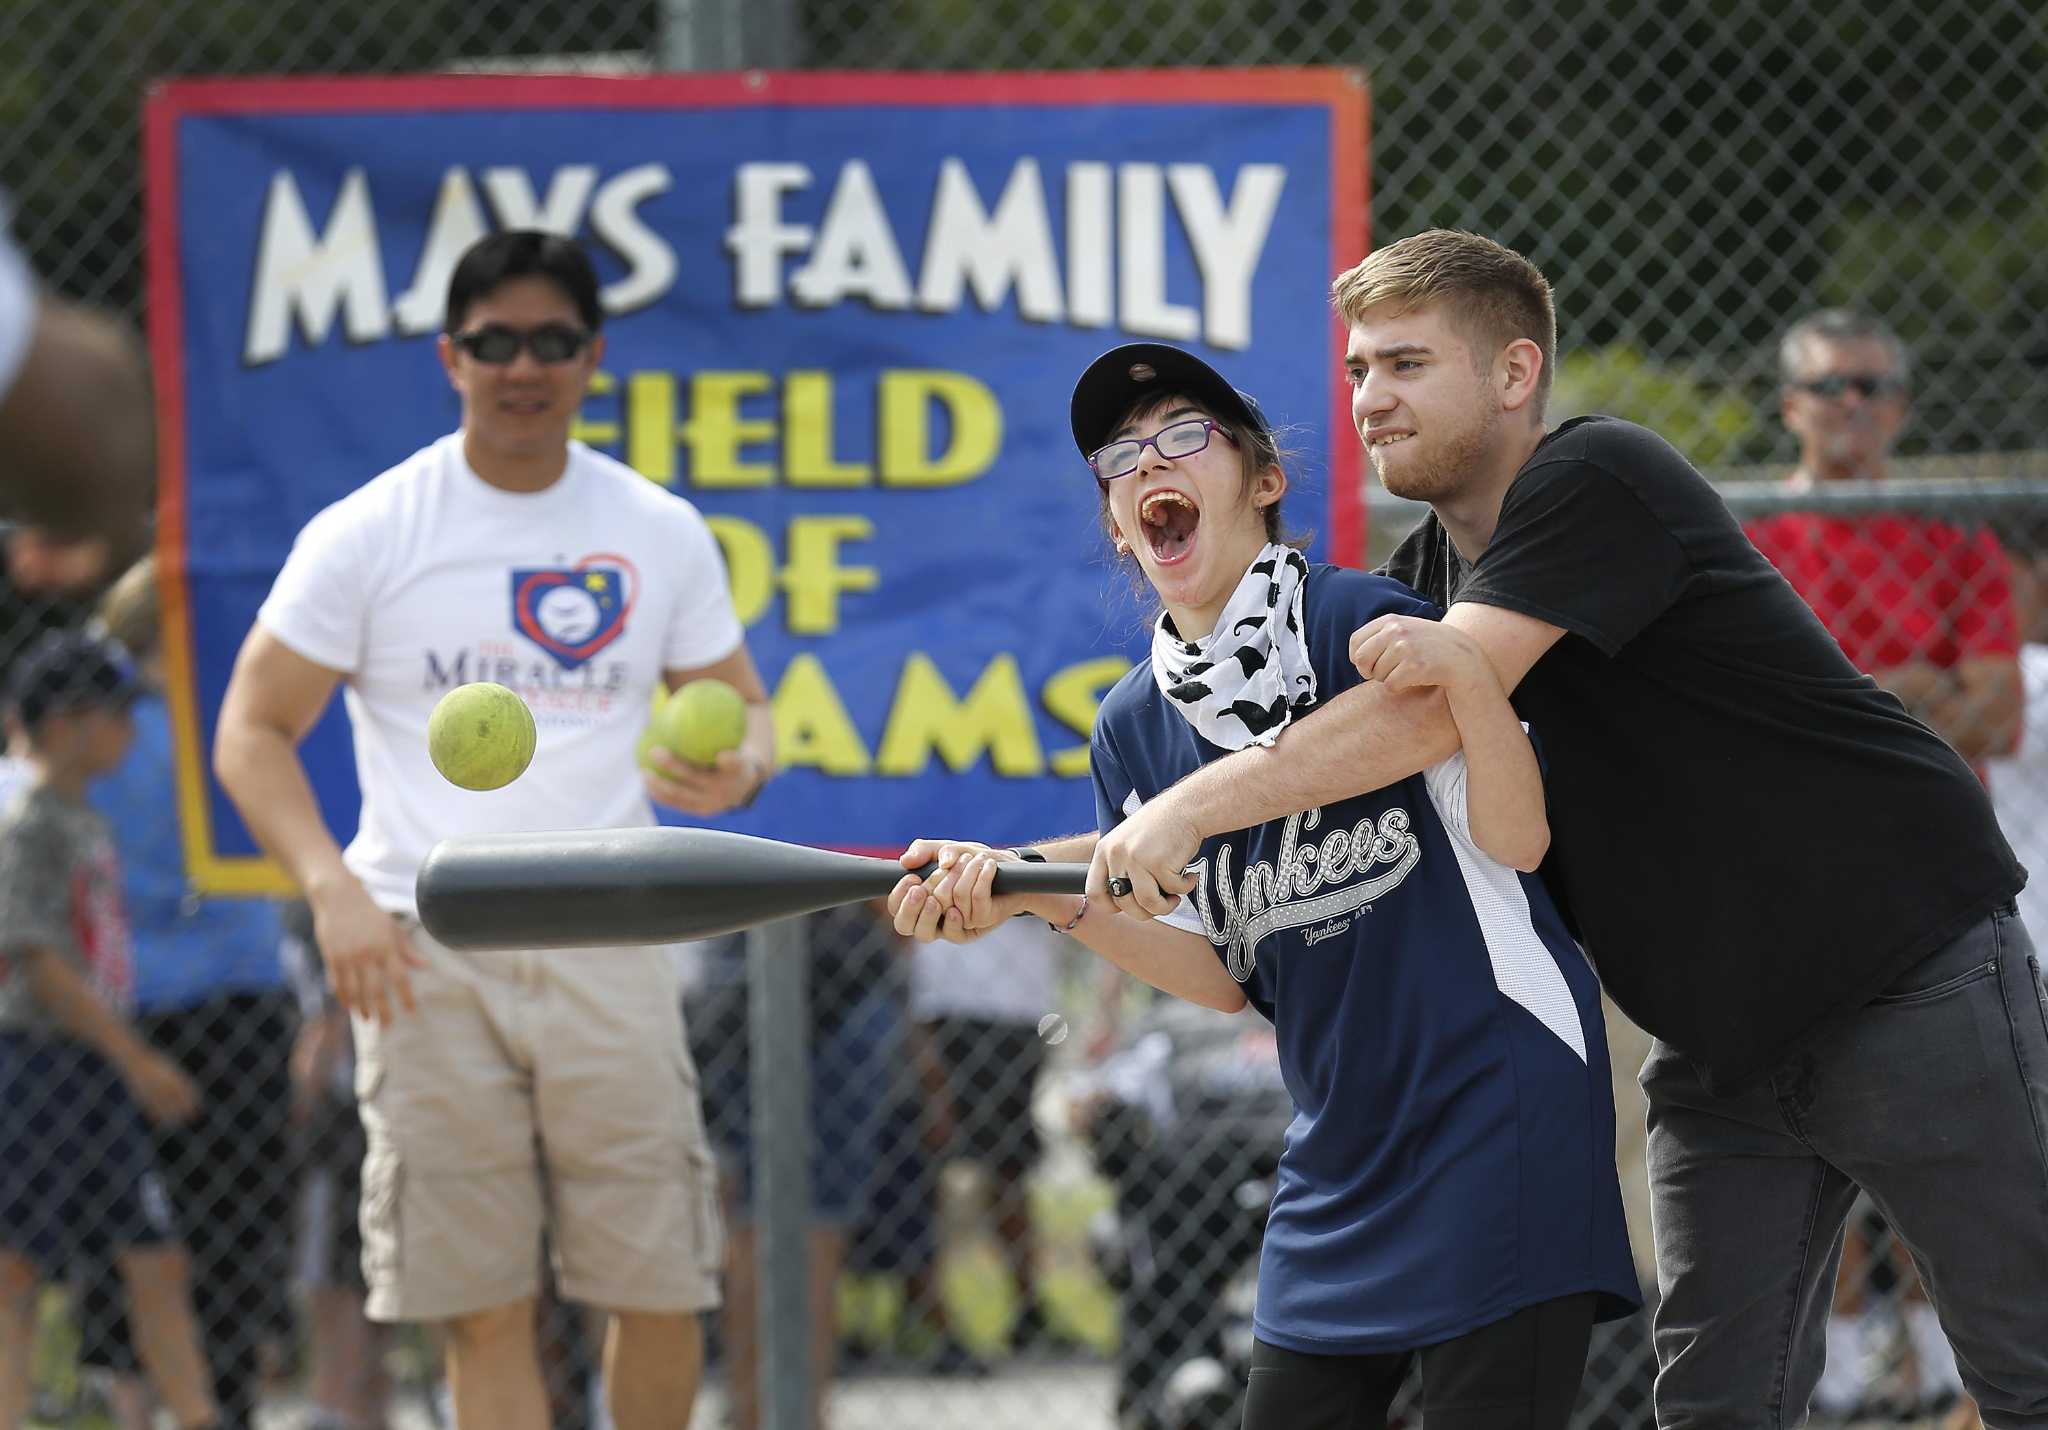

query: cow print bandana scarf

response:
[1151,543,1316,750]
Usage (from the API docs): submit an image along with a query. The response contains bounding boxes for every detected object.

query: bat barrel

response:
[415,827,1089,951]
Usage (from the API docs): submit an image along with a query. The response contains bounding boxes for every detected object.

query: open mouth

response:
[1139,489,1200,565]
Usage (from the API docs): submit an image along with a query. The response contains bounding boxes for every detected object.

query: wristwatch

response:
[1006,847,1045,919]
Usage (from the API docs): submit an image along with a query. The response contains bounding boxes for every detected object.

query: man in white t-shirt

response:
[0,196,153,563]
[215,231,775,1430]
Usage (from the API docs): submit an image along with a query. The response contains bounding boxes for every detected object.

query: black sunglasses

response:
[452,323,592,365]
[1792,372,1904,400]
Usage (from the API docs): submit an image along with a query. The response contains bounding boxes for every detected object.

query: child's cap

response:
[5,629,141,731]
[1070,342,1271,463]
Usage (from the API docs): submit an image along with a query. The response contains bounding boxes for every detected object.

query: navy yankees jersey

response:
[1090,564,1639,1354]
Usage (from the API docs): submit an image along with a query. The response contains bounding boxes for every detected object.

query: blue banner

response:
[145,71,1366,888]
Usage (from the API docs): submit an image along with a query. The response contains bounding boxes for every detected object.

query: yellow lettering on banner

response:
[597,367,1004,490]
[706,517,776,625]
[773,654,873,774]
[1041,656,1132,776]
[626,371,678,484]
[879,371,1002,487]
[785,371,872,487]
[781,516,878,634]
[572,370,620,448]
[878,653,1043,776]
[683,372,776,486]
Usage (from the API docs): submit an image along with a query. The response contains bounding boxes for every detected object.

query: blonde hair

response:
[97,553,160,659]
[1330,229,1557,412]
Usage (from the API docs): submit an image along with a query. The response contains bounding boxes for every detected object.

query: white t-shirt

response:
[259,434,743,914]
[911,915,1063,1025]
[0,208,36,403]
[1985,643,2048,939]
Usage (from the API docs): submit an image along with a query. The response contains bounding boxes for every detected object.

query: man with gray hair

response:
[1747,309,2020,763]
[1746,310,2020,1421]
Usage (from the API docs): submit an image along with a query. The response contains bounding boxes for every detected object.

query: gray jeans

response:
[1644,904,2048,1428]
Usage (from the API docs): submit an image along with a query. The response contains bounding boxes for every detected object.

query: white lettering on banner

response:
[1116,164,1195,340]
[726,158,1289,348]
[241,155,1287,364]
[244,169,391,366]
[789,160,914,309]
[916,158,1063,322]
[1065,162,1114,329]
[590,165,679,313]
[389,168,492,337]
[1169,163,1285,351]
[391,167,609,334]
[244,164,679,365]
[728,163,814,306]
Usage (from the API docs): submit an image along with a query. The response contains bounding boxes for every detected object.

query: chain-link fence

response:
[0,484,2037,1429]
[3,1,2046,1428]
[5,0,2047,461]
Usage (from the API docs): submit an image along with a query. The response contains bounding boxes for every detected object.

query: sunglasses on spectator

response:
[452,323,593,365]
[1791,373,1904,399]
[1088,418,1237,481]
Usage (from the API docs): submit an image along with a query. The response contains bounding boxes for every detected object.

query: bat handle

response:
[902,860,1092,895]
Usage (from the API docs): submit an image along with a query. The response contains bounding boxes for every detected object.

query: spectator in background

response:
[73,557,297,1430]
[0,195,153,563]
[0,523,111,818]
[686,904,904,1430]
[281,899,396,1430]
[0,199,137,807]
[0,630,217,1430]
[1749,311,1999,1424]
[1746,309,2021,763]
[214,231,768,1430]
[904,917,1072,1362]
[839,1037,945,1369]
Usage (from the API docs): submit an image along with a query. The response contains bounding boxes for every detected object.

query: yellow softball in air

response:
[427,682,537,791]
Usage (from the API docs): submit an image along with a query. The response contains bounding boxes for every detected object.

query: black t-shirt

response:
[1382,415,2023,1091]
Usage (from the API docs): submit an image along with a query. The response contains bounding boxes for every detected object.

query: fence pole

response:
[659,0,798,70]
[744,917,812,1430]
[659,5,808,1423]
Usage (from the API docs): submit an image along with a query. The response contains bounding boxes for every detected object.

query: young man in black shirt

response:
[906,231,2048,1426]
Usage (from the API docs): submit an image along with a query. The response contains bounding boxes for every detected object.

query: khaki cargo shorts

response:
[353,921,723,1323]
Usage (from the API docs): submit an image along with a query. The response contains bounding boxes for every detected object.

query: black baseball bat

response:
[413,827,1090,950]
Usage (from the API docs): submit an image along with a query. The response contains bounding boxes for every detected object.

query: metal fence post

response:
[659,0,799,71]
[659,7,809,1426]
[746,917,812,1430]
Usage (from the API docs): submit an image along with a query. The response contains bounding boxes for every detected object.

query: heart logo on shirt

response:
[510,554,638,670]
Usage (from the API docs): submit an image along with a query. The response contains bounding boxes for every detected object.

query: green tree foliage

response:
[1,0,2040,455]
[1552,345,1766,469]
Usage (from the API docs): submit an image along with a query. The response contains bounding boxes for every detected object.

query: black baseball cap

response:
[5,628,141,730]
[1070,343,1271,463]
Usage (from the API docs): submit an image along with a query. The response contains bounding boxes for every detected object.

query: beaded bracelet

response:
[1050,893,1088,935]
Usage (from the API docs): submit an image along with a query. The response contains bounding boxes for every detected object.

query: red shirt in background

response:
[1745,510,2018,670]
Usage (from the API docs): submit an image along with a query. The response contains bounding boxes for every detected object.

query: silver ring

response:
[1107,875,1134,898]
